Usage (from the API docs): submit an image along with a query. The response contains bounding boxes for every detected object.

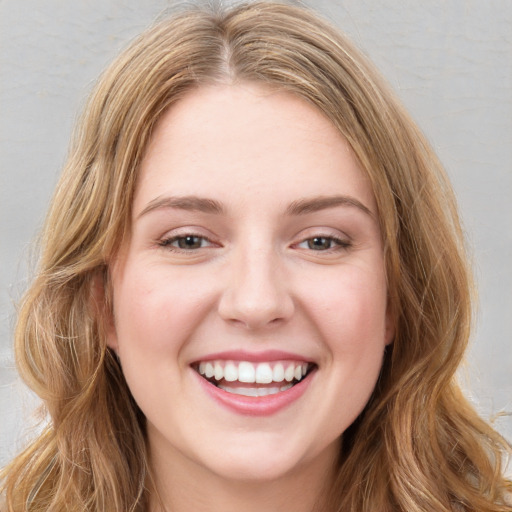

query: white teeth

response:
[218,385,285,397]
[224,362,238,382]
[238,361,256,383]
[197,360,310,385]
[258,386,280,396]
[217,383,295,396]
[205,362,214,378]
[218,385,261,397]
[214,362,223,381]
[284,364,295,382]
[255,363,273,384]
[272,363,285,382]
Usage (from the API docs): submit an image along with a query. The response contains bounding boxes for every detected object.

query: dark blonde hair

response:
[2,2,511,511]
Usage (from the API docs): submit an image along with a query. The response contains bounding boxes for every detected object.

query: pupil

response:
[309,237,330,250]
[179,236,201,249]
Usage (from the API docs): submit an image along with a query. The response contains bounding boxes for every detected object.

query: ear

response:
[90,268,118,351]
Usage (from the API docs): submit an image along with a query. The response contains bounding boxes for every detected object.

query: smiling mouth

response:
[193,360,315,397]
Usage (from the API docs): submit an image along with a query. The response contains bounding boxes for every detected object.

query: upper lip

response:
[190,349,315,365]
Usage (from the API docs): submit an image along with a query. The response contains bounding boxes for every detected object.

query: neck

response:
[147,440,338,512]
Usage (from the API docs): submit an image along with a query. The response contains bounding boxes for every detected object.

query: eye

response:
[297,236,350,251]
[159,234,213,251]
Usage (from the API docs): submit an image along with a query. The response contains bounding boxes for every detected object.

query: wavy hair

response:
[2,2,511,511]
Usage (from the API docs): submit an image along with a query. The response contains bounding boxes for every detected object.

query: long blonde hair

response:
[2,2,511,511]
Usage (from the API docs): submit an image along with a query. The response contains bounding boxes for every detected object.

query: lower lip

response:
[193,369,315,416]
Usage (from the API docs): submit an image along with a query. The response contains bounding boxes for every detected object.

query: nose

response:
[217,245,295,330]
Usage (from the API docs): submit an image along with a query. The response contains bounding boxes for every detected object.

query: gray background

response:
[1,0,511,466]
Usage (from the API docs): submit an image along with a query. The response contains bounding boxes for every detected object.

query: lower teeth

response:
[217,384,293,397]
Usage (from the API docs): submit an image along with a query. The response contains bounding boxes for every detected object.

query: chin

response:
[206,455,308,484]
[193,433,339,485]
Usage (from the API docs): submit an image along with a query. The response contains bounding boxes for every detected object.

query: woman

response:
[1,2,510,511]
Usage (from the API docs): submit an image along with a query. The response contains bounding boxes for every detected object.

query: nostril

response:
[223,312,288,330]
[218,287,295,330]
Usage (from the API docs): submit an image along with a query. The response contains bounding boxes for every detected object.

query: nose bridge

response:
[218,237,294,329]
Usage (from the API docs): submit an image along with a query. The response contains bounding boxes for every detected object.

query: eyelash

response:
[158,233,214,251]
[295,235,351,252]
[158,233,351,253]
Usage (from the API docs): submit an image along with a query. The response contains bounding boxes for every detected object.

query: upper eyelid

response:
[159,225,216,240]
[293,226,352,242]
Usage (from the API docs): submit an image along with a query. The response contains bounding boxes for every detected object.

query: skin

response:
[107,83,394,512]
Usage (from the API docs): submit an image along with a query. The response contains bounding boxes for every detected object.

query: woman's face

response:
[108,83,393,484]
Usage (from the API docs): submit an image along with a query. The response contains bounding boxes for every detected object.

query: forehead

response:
[135,83,376,216]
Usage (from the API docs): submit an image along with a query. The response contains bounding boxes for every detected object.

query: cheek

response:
[109,265,212,411]
[303,264,388,406]
[304,263,389,344]
[323,287,387,380]
[111,264,215,356]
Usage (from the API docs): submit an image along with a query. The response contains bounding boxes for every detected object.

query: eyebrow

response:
[137,194,373,219]
[138,195,225,218]
[285,195,373,217]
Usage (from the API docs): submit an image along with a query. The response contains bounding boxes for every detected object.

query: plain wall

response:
[1,0,511,465]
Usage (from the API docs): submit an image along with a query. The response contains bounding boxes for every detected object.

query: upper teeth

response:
[197,360,309,384]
